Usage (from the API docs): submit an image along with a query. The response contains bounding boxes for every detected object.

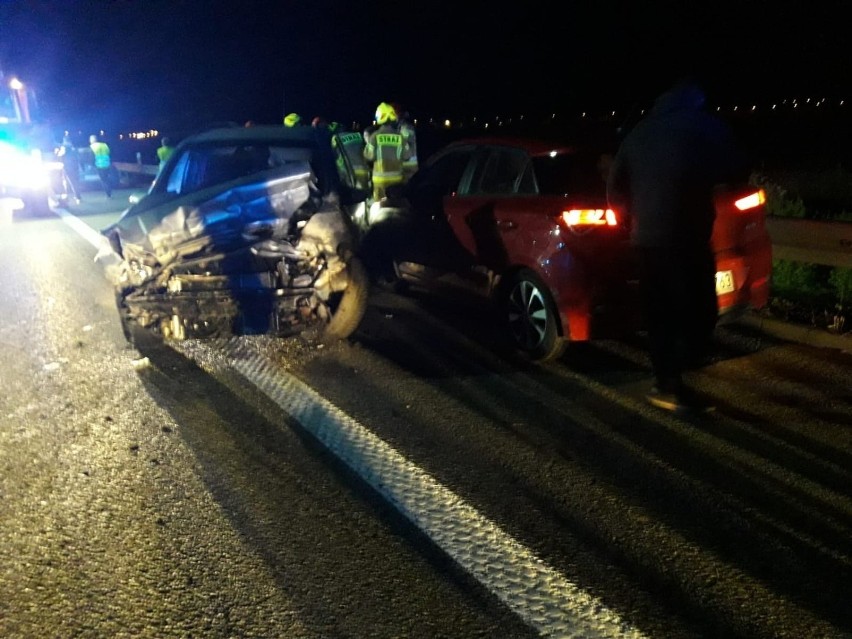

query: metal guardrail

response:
[113,161,159,177]
[766,217,852,268]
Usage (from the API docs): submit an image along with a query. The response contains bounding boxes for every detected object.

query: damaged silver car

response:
[100,125,370,343]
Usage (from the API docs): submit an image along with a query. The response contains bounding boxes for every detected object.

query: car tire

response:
[114,290,136,345]
[323,256,370,340]
[501,269,566,362]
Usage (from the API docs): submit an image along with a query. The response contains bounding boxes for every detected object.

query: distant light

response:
[611,111,616,117]
[119,134,123,140]
[443,119,451,128]
[548,150,557,158]
[551,113,556,119]
[751,105,757,111]
[772,104,777,109]
[841,100,845,106]
[581,112,586,118]
[99,130,104,136]
[484,122,489,129]
[9,77,23,90]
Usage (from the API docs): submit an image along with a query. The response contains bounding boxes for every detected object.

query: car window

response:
[414,147,475,196]
[161,143,315,197]
[471,148,529,195]
[531,151,609,197]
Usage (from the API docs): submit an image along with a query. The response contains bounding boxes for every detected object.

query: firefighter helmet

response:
[283,113,301,127]
[374,102,397,125]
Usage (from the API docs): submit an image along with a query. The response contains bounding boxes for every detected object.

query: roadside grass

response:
[751,170,851,334]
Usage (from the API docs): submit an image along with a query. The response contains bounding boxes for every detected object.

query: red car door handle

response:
[496,219,517,230]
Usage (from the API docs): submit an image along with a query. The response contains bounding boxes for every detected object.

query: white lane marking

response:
[60,209,647,638]
[182,340,648,639]
[55,208,106,250]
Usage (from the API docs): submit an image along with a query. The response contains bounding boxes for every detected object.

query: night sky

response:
[1,0,847,134]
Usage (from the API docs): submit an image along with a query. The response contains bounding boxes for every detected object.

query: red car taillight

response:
[560,208,618,227]
[734,189,766,211]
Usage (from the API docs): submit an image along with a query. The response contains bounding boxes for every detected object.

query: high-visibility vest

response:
[333,132,370,190]
[90,142,111,169]
[363,123,405,185]
[157,145,174,164]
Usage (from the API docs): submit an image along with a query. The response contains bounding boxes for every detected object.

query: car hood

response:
[106,165,315,264]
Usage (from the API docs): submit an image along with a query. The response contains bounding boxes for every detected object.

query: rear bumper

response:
[715,238,772,314]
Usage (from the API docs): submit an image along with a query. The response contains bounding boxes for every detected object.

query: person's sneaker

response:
[646,387,714,414]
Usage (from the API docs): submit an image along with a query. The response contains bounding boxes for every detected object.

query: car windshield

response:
[158,141,316,198]
[531,152,609,197]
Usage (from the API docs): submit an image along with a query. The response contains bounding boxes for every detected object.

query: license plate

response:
[715,270,735,295]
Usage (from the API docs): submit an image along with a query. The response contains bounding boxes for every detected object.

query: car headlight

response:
[0,143,50,189]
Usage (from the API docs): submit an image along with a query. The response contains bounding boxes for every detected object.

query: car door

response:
[446,145,533,272]
[394,145,480,270]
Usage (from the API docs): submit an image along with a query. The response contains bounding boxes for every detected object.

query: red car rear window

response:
[531,152,610,198]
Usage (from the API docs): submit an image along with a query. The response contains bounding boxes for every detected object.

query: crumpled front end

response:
[106,169,357,340]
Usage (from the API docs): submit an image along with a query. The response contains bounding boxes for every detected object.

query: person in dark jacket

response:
[607,76,749,412]
[57,135,82,203]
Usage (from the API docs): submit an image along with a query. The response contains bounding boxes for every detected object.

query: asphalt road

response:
[1,191,851,638]
[0,194,536,639]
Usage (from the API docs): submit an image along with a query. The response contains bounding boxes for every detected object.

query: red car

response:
[361,136,771,362]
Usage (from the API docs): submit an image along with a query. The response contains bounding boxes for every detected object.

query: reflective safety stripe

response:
[375,133,402,146]
[372,174,404,185]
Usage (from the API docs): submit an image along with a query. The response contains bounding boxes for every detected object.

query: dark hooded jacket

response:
[606,80,749,248]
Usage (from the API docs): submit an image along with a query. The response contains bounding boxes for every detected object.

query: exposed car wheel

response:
[322,256,370,340]
[502,269,566,362]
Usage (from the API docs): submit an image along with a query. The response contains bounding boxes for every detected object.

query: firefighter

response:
[392,103,418,182]
[362,102,409,202]
[332,124,371,192]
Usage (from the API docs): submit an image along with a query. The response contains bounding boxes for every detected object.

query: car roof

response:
[175,124,341,189]
[182,125,327,146]
[448,136,578,157]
